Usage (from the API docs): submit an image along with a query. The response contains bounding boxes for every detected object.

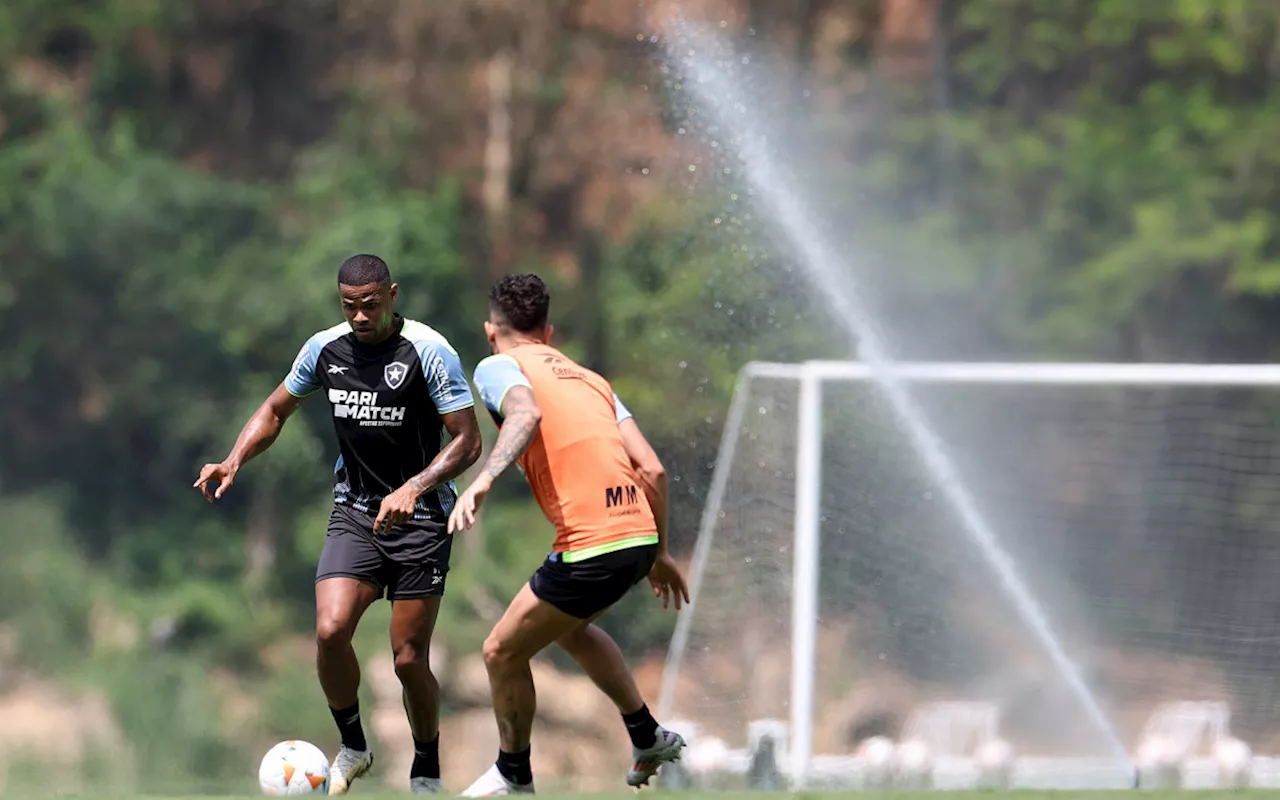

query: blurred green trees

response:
[6,0,1280,790]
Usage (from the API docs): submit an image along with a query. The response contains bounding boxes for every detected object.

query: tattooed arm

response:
[374,406,483,534]
[448,386,542,533]
[482,386,542,478]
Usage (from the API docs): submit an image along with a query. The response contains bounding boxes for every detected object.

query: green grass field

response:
[41,792,1280,799]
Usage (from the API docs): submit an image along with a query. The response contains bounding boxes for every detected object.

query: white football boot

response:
[627,727,686,787]
[410,776,445,794]
[459,763,536,796]
[327,746,373,795]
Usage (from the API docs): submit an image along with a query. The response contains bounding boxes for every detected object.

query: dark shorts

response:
[529,543,658,619]
[316,503,451,601]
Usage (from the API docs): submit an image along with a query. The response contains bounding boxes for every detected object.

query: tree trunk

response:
[876,0,937,83]
[245,479,276,589]
[484,50,515,277]
[579,231,607,374]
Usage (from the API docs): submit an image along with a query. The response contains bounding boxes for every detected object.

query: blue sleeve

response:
[613,392,633,424]
[473,355,532,416]
[284,337,322,397]
[417,340,476,415]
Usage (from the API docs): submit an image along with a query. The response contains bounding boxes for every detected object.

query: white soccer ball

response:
[258,740,330,796]
[855,736,896,790]
[975,738,1015,789]
[1214,737,1253,789]
[894,737,934,790]
[1136,735,1184,789]
[685,735,731,775]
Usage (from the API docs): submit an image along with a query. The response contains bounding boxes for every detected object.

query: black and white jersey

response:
[284,314,475,520]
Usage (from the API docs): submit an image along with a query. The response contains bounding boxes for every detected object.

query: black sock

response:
[330,702,368,752]
[622,704,659,749]
[496,747,532,786]
[410,734,440,780]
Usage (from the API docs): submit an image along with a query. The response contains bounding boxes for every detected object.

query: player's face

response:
[340,282,398,343]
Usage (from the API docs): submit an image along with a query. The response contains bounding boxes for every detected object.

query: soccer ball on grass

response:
[258,740,330,795]
[855,735,896,790]
[894,737,934,790]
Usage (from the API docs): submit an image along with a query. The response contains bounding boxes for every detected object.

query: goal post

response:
[790,368,823,788]
[658,359,1280,791]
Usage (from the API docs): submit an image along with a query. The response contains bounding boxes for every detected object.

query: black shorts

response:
[529,543,658,619]
[316,503,451,600]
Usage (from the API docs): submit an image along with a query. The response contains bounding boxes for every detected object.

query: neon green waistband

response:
[559,534,659,563]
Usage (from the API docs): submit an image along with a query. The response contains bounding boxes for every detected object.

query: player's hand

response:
[374,484,420,535]
[648,551,691,611]
[448,474,493,534]
[193,461,237,502]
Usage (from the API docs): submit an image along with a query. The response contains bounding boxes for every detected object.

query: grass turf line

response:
[42,792,1280,800]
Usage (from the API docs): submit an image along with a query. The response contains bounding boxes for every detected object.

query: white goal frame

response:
[657,359,1280,789]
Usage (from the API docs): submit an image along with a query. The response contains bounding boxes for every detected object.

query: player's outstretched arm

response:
[619,416,689,610]
[193,382,306,502]
[447,386,542,534]
[374,407,483,534]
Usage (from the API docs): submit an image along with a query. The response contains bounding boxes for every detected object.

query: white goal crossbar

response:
[658,359,1280,789]
[750,360,1280,385]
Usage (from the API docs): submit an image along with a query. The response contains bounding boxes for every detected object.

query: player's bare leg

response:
[316,578,377,707]
[390,596,445,794]
[556,621,642,710]
[315,577,378,795]
[556,621,686,787]
[485,585,580,749]
[460,584,582,796]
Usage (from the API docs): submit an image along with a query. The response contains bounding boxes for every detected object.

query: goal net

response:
[657,360,1280,791]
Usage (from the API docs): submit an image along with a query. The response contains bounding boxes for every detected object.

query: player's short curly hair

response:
[338,254,391,287]
[489,273,550,333]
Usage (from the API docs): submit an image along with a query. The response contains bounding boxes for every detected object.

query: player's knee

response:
[315,614,356,650]
[482,632,520,672]
[392,639,431,678]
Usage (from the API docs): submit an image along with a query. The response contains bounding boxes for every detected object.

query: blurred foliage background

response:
[6,0,1280,793]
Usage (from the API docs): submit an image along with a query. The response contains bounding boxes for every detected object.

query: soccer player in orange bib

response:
[448,273,690,796]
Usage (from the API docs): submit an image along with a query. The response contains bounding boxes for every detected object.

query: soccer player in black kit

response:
[194,255,482,795]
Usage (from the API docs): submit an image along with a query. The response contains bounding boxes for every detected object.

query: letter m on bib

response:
[606,486,624,508]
